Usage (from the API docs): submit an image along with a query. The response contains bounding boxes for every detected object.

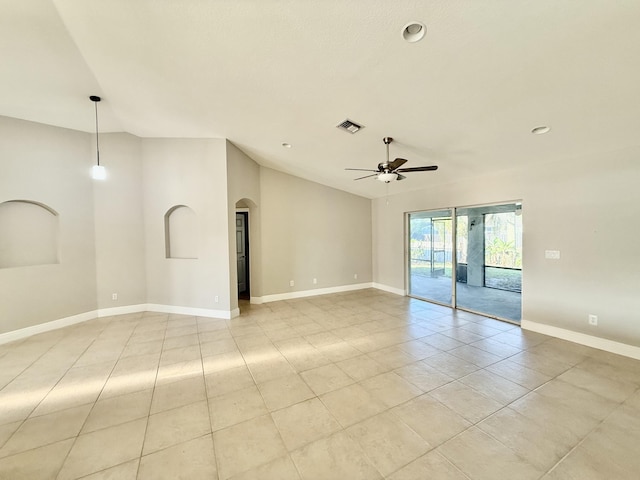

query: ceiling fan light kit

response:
[345,136,438,183]
[378,172,398,183]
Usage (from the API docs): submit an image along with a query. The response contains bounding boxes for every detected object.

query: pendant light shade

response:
[90,95,105,180]
[92,165,106,179]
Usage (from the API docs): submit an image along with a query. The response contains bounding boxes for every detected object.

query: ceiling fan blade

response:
[353,173,379,181]
[388,158,408,170]
[343,138,436,181]
[396,165,438,173]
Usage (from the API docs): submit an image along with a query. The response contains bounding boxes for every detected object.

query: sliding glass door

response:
[455,204,522,322]
[408,203,522,322]
[408,209,453,306]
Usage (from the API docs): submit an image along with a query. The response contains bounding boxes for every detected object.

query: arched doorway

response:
[234,198,260,309]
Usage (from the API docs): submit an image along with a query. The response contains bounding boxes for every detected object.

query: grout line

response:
[46,314,142,478]
[2,293,637,479]
[540,392,634,478]
[197,315,222,479]
[135,312,169,480]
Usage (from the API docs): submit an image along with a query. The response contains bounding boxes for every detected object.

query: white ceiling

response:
[2,0,639,198]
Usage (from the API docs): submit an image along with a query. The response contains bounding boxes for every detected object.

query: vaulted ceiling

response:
[2,1,639,198]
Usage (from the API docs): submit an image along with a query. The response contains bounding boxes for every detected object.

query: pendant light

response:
[90,95,106,180]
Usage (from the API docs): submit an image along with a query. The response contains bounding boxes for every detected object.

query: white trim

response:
[0,310,97,345]
[254,283,374,304]
[0,303,239,345]
[249,296,263,305]
[522,319,640,360]
[145,304,236,319]
[372,282,406,296]
[97,304,147,317]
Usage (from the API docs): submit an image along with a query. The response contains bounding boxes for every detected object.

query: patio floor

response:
[409,274,522,322]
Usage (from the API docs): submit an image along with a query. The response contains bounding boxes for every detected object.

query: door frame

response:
[405,200,523,324]
[236,209,250,299]
[405,207,455,308]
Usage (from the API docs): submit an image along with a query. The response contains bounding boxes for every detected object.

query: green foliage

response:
[485,237,522,268]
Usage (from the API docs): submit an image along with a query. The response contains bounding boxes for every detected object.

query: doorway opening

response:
[236,211,250,300]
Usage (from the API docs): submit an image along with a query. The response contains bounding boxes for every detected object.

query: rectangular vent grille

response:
[336,119,364,134]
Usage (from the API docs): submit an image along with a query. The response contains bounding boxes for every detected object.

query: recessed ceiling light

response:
[402,22,426,43]
[531,126,551,135]
[282,143,292,148]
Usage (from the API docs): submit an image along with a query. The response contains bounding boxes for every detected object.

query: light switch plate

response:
[545,250,561,260]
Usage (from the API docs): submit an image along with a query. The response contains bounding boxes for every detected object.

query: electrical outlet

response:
[111,293,118,301]
[545,250,561,260]
[289,280,295,287]
[588,314,598,326]
[214,295,219,303]
[313,278,317,284]
[354,273,358,280]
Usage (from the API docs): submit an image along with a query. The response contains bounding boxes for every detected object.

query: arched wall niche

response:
[164,205,198,259]
[0,200,60,268]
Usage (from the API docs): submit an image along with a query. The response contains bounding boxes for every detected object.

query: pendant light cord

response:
[94,100,100,166]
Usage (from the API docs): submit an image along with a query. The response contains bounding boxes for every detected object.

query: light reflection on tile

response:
[0,290,638,479]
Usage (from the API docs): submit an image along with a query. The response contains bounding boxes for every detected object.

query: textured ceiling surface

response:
[1,0,639,198]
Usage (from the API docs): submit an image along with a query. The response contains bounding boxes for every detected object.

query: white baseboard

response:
[0,303,237,345]
[145,304,237,320]
[254,282,374,304]
[372,282,406,296]
[97,304,147,317]
[101,304,237,320]
[522,319,640,360]
[0,310,98,345]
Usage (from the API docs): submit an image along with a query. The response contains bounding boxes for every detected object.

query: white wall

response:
[142,138,231,312]
[2,117,376,332]
[260,167,372,296]
[93,133,146,309]
[373,145,640,347]
[4,114,638,354]
[0,117,97,333]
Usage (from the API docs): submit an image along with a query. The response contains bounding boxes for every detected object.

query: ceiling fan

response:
[346,137,438,183]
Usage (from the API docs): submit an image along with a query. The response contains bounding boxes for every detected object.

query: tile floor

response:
[0,289,639,479]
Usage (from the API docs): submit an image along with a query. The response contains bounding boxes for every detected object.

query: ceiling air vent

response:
[336,119,364,134]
